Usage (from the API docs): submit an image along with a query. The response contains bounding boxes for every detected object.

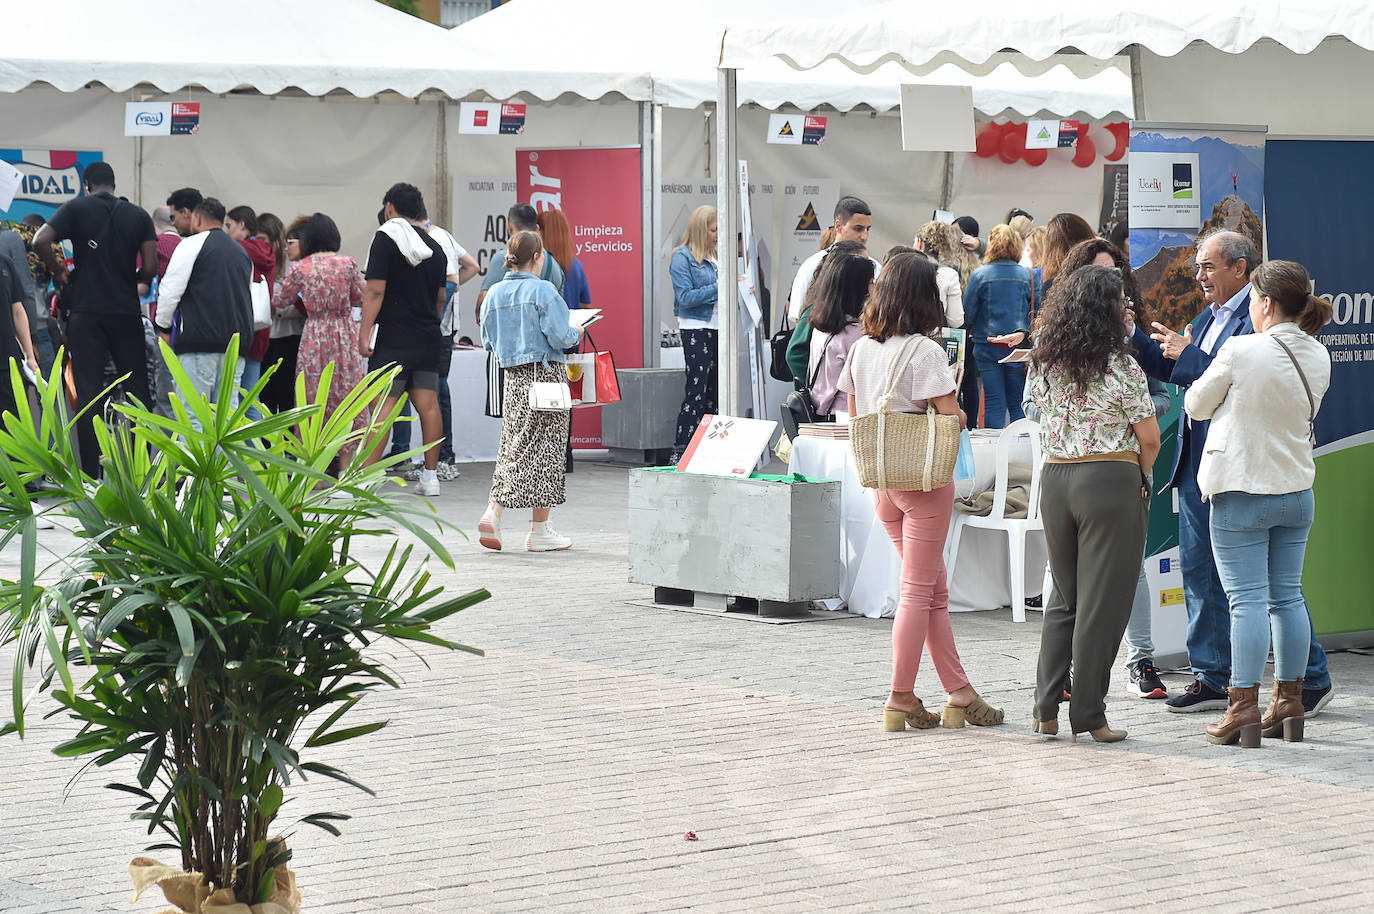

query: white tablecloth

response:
[788,434,1046,618]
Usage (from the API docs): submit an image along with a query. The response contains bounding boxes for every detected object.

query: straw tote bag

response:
[851,335,962,491]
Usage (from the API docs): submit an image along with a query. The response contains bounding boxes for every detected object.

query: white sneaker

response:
[436,461,461,481]
[525,521,572,552]
[478,502,502,550]
[415,474,440,497]
[35,512,55,530]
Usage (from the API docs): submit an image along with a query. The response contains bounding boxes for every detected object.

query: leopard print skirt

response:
[489,361,569,509]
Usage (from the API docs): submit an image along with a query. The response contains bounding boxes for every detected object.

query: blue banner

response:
[1266,139,1374,450]
[1266,138,1374,637]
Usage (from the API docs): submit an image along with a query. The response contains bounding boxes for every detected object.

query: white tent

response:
[709,0,1374,407]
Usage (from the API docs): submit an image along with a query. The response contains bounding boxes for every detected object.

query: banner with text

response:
[0,149,103,222]
[452,174,518,345]
[1266,138,1374,637]
[518,146,643,446]
[777,178,840,320]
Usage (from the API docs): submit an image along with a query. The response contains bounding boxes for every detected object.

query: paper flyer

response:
[940,327,966,367]
[676,414,777,477]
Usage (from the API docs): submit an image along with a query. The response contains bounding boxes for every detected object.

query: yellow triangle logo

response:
[778,121,794,137]
[796,202,819,231]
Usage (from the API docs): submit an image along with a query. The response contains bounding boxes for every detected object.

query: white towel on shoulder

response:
[376,218,434,267]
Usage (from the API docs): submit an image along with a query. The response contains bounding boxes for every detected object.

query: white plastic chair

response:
[944,418,1044,622]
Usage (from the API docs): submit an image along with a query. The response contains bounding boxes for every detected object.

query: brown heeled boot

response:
[1259,679,1305,742]
[1205,685,1261,747]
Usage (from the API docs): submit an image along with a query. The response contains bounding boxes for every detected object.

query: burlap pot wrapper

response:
[130,853,302,914]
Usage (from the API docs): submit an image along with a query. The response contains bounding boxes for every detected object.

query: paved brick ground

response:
[2,460,1372,912]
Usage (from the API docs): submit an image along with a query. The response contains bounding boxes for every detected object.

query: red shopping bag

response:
[567,332,621,408]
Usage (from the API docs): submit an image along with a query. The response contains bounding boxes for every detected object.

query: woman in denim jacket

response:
[669,205,719,461]
[962,224,1033,428]
[477,231,582,553]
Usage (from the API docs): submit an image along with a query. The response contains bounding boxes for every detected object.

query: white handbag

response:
[249,276,272,331]
[528,381,572,411]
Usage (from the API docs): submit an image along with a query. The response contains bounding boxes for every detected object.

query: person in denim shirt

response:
[478,231,582,554]
[962,225,1032,428]
[669,205,718,461]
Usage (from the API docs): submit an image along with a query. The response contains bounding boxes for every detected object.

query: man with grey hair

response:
[1132,230,1333,716]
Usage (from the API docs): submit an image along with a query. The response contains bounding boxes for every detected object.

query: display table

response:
[449,348,503,462]
[788,434,1046,618]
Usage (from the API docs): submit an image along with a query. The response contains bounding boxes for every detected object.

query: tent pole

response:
[639,100,660,368]
[435,100,451,228]
[939,152,954,210]
[1128,45,1147,120]
[715,68,740,418]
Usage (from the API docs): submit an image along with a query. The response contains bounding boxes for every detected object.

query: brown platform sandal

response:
[882,698,942,731]
[941,696,1005,728]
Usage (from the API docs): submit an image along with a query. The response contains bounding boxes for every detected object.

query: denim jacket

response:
[670,247,718,321]
[480,271,580,367]
[962,259,1032,344]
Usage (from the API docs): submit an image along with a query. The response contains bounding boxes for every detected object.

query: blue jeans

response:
[33,323,56,377]
[240,356,262,421]
[1210,490,1321,688]
[1123,562,1154,665]
[1178,462,1330,690]
[972,342,1025,430]
[389,380,455,462]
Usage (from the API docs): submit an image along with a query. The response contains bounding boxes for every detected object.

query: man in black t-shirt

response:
[35,162,156,477]
[358,182,447,496]
[0,253,40,420]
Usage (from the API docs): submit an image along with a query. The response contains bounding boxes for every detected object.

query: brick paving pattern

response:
[3,461,1372,912]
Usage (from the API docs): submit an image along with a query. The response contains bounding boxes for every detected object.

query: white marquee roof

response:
[719,0,1374,71]
[447,0,1133,117]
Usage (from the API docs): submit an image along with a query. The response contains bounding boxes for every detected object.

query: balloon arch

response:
[973,120,1129,168]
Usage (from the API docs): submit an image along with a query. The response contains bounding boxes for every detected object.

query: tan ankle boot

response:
[1260,679,1304,741]
[1205,685,1261,747]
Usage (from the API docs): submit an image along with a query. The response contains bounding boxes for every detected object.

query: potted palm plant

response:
[0,340,486,911]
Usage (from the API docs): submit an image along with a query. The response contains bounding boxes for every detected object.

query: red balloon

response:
[1023,147,1048,166]
[1105,121,1129,161]
[975,123,1003,158]
[999,127,1026,164]
[1072,133,1097,168]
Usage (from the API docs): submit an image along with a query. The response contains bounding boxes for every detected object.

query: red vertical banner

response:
[517,147,643,447]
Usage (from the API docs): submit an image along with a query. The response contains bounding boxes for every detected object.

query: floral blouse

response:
[1028,352,1155,459]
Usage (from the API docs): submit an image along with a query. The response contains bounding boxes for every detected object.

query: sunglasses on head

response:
[1009,208,1032,221]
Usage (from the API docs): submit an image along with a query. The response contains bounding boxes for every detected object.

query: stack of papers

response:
[798,423,849,440]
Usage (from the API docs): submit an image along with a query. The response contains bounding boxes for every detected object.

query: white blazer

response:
[1184,322,1331,500]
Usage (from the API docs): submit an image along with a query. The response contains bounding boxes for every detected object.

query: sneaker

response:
[415,474,440,497]
[1061,671,1072,701]
[477,503,502,551]
[525,521,572,552]
[435,461,461,482]
[1127,660,1169,699]
[1164,678,1229,712]
[1302,682,1334,718]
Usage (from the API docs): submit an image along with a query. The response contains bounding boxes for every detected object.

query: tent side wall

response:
[1136,38,1374,133]
[2,86,442,262]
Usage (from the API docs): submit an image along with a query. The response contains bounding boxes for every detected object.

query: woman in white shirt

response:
[1184,260,1332,747]
[838,252,1003,734]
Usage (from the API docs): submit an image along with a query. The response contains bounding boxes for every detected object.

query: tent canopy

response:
[448,0,1132,118]
[0,0,459,97]
[719,0,1374,70]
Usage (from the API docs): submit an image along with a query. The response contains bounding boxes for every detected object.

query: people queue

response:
[670,196,1334,745]
[4,169,596,550]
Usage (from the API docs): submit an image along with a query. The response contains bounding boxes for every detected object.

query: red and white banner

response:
[517,147,643,447]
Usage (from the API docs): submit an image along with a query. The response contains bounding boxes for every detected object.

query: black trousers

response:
[67,311,151,477]
[259,334,300,414]
[673,328,718,458]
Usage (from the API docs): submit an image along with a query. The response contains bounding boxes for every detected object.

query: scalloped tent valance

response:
[718,0,1374,71]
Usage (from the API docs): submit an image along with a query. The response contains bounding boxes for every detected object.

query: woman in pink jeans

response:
[839,253,1005,731]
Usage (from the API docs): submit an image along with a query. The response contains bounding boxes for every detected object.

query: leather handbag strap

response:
[1271,334,1316,441]
[805,332,835,390]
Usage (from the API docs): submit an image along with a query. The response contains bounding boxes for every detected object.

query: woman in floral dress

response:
[272,212,366,466]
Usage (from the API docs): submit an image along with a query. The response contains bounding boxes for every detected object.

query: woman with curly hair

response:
[915,220,977,424]
[1028,264,1161,743]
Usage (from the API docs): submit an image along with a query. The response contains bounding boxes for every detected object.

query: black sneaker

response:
[1164,677,1228,712]
[1061,671,1072,701]
[1302,682,1334,718]
[1126,660,1168,699]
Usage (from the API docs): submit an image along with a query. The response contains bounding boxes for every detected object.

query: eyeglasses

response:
[286,238,300,244]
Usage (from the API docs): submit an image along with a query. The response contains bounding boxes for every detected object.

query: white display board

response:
[1129,151,1203,229]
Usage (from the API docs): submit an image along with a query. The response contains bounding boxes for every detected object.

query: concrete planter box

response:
[628,468,841,611]
[601,368,684,464]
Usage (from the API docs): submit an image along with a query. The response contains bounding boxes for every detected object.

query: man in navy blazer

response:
[1132,230,1332,714]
